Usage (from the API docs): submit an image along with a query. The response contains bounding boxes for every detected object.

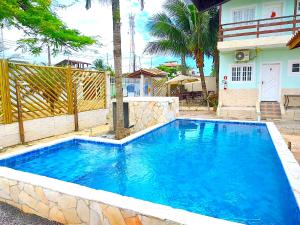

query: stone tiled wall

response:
[110,97,179,133]
[219,89,258,107]
[128,99,179,133]
[0,109,108,148]
[0,177,179,225]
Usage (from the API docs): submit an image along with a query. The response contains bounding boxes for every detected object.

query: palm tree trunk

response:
[181,54,187,75]
[195,51,208,102]
[214,49,219,98]
[112,0,125,139]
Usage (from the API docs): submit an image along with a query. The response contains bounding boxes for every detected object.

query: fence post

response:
[104,72,110,109]
[73,83,79,132]
[66,66,74,114]
[15,81,25,144]
[0,59,13,124]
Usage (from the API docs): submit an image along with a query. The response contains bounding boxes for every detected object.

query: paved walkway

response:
[0,202,61,225]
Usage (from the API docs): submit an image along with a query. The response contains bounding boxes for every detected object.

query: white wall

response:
[184,77,216,92]
[0,109,108,148]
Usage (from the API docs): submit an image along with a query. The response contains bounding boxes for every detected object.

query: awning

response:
[165,75,199,85]
[191,0,230,11]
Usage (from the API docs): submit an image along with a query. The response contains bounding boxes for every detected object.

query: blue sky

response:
[2,0,213,75]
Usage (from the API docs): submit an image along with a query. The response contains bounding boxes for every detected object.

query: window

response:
[232,7,256,24]
[298,0,300,13]
[288,60,300,76]
[292,63,300,73]
[231,65,253,82]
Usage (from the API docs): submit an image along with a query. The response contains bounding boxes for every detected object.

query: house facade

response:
[217,0,300,120]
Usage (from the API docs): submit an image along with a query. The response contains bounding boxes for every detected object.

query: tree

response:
[86,0,144,139]
[207,7,220,98]
[156,65,179,78]
[144,12,189,75]
[0,0,95,61]
[93,58,106,71]
[145,0,214,103]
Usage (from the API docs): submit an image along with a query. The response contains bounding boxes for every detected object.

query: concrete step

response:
[260,101,281,120]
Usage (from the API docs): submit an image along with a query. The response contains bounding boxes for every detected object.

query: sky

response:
[1,0,213,75]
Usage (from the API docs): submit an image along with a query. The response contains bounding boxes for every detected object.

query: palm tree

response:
[144,13,189,75]
[86,0,144,139]
[207,7,220,97]
[145,0,214,103]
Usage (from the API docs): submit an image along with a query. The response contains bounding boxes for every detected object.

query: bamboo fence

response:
[0,60,106,126]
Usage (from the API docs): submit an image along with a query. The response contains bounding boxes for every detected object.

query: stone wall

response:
[0,177,177,225]
[219,89,258,107]
[0,167,237,225]
[0,109,108,148]
[111,97,179,133]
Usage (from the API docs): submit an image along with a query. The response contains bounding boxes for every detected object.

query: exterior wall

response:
[219,48,300,105]
[128,98,179,133]
[0,109,109,148]
[184,77,216,92]
[110,97,179,133]
[219,89,258,107]
[78,109,108,130]
[0,176,182,225]
[222,0,296,27]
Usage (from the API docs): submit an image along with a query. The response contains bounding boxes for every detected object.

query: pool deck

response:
[0,111,299,224]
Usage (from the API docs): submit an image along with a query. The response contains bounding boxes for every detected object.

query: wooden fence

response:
[0,60,106,130]
[151,77,168,96]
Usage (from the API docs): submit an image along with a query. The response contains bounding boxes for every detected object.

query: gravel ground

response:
[0,202,61,225]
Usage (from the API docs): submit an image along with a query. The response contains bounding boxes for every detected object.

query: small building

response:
[55,59,91,69]
[124,69,168,97]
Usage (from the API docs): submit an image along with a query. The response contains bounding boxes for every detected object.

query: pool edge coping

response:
[0,118,299,224]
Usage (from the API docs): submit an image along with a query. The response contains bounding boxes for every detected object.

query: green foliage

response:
[156,65,178,78]
[93,58,115,76]
[93,58,106,70]
[0,0,95,56]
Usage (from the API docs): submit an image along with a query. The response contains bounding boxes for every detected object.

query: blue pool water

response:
[1,119,299,225]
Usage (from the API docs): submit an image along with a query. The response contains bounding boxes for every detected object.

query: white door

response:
[261,63,280,101]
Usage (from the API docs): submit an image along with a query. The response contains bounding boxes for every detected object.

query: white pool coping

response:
[0,118,299,224]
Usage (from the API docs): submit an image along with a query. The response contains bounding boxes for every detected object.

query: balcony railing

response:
[219,15,300,41]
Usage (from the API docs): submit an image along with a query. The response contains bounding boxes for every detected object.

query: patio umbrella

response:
[165,75,199,85]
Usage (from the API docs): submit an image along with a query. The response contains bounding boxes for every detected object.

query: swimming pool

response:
[0,119,299,225]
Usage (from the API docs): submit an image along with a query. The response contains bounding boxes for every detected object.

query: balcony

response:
[219,15,300,41]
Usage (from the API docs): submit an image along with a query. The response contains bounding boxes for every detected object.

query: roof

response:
[287,30,300,50]
[55,59,91,66]
[126,68,168,78]
[163,62,180,67]
[191,0,230,11]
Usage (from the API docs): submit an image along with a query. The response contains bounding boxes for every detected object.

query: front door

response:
[261,63,280,101]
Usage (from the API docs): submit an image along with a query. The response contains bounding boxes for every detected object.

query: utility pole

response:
[106,53,109,67]
[129,13,136,72]
[47,45,51,66]
[1,23,5,59]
